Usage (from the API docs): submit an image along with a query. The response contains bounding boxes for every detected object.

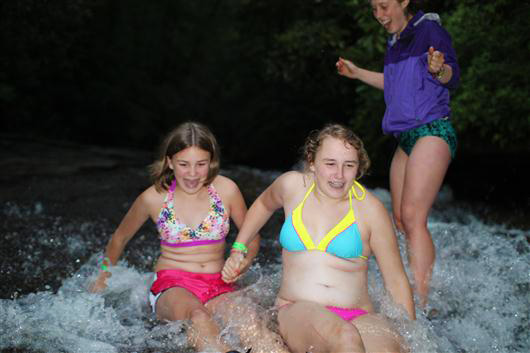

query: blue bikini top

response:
[279,181,367,260]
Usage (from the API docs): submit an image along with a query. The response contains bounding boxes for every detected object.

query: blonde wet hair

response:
[150,122,220,192]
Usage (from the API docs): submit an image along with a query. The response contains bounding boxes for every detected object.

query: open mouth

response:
[329,181,345,189]
[183,179,201,189]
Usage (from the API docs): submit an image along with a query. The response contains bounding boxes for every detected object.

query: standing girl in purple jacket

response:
[336,0,460,307]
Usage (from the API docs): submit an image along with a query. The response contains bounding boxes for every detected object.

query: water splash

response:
[1,171,528,353]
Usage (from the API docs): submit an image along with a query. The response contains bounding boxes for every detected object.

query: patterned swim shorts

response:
[398,118,457,159]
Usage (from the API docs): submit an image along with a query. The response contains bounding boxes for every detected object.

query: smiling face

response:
[167,146,211,194]
[371,0,410,35]
[310,136,359,199]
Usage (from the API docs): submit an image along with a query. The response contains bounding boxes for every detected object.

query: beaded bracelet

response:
[231,242,248,254]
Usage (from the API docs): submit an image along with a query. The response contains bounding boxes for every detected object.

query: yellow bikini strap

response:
[351,180,366,201]
[302,183,315,205]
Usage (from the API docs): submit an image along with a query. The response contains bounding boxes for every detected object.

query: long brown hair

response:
[149,122,221,192]
[302,123,370,179]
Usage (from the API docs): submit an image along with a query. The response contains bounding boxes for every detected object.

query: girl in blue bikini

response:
[223,124,415,353]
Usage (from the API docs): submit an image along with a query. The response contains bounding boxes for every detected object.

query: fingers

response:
[427,47,445,73]
[336,57,355,78]
[221,266,239,283]
[222,253,244,283]
[88,280,105,293]
[336,57,345,73]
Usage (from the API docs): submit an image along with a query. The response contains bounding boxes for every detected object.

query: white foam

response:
[1,184,528,352]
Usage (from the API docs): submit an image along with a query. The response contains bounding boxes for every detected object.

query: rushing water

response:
[1,167,528,353]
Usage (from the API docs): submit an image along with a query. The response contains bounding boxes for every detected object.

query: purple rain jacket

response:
[382,11,460,135]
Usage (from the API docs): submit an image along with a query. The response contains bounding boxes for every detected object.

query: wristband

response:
[231,242,248,254]
[100,256,111,272]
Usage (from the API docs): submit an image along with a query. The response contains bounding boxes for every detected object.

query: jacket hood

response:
[389,11,441,46]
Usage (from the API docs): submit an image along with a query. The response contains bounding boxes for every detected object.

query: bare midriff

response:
[154,241,226,273]
[276,250,373,311]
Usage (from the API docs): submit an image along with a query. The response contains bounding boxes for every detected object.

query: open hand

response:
[336,57,359,79]
[88,272,110,293]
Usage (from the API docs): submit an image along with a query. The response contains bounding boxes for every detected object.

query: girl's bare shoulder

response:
[138,185,166,208]
[211,174,240,193]
[277,170,309,188]
[357,188,393,228]
[274,171,313,205]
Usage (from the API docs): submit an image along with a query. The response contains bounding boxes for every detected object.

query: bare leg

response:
[278,301,365,353]
[399,136,451,306]
[389,146,408,233]
[208,293,288,353]
[353,314,407,353]
[156,287,231,352]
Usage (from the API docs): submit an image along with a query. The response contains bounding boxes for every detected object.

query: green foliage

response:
[1,0,528,169]
[445,0,530,152]
[339,0,530,161]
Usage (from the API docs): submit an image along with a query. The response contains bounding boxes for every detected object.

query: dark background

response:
[1,0,529,225]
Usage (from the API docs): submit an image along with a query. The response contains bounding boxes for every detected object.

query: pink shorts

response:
[326,305,368,321]
[149,269,235,313]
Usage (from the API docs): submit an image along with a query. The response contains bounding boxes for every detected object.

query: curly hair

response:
[302,123,370,179]
[149,122,220,192]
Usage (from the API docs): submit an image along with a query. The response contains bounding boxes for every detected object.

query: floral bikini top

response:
[156,180,230,247]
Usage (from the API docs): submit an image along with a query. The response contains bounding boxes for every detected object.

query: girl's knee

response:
[336,323,365,352]
[189,307,214,325]
[400,206,427,234]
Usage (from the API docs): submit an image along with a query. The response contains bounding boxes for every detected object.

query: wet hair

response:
[149,122,220,192]
[302,123,371,179]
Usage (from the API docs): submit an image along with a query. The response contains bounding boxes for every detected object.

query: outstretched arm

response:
[222,178,261,277]
[336,57,384,90]
[222,174,286,282]
[368,197,416,320]
[89,190,151,292]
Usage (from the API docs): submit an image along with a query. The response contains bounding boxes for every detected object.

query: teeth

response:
[329,182,344,188]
